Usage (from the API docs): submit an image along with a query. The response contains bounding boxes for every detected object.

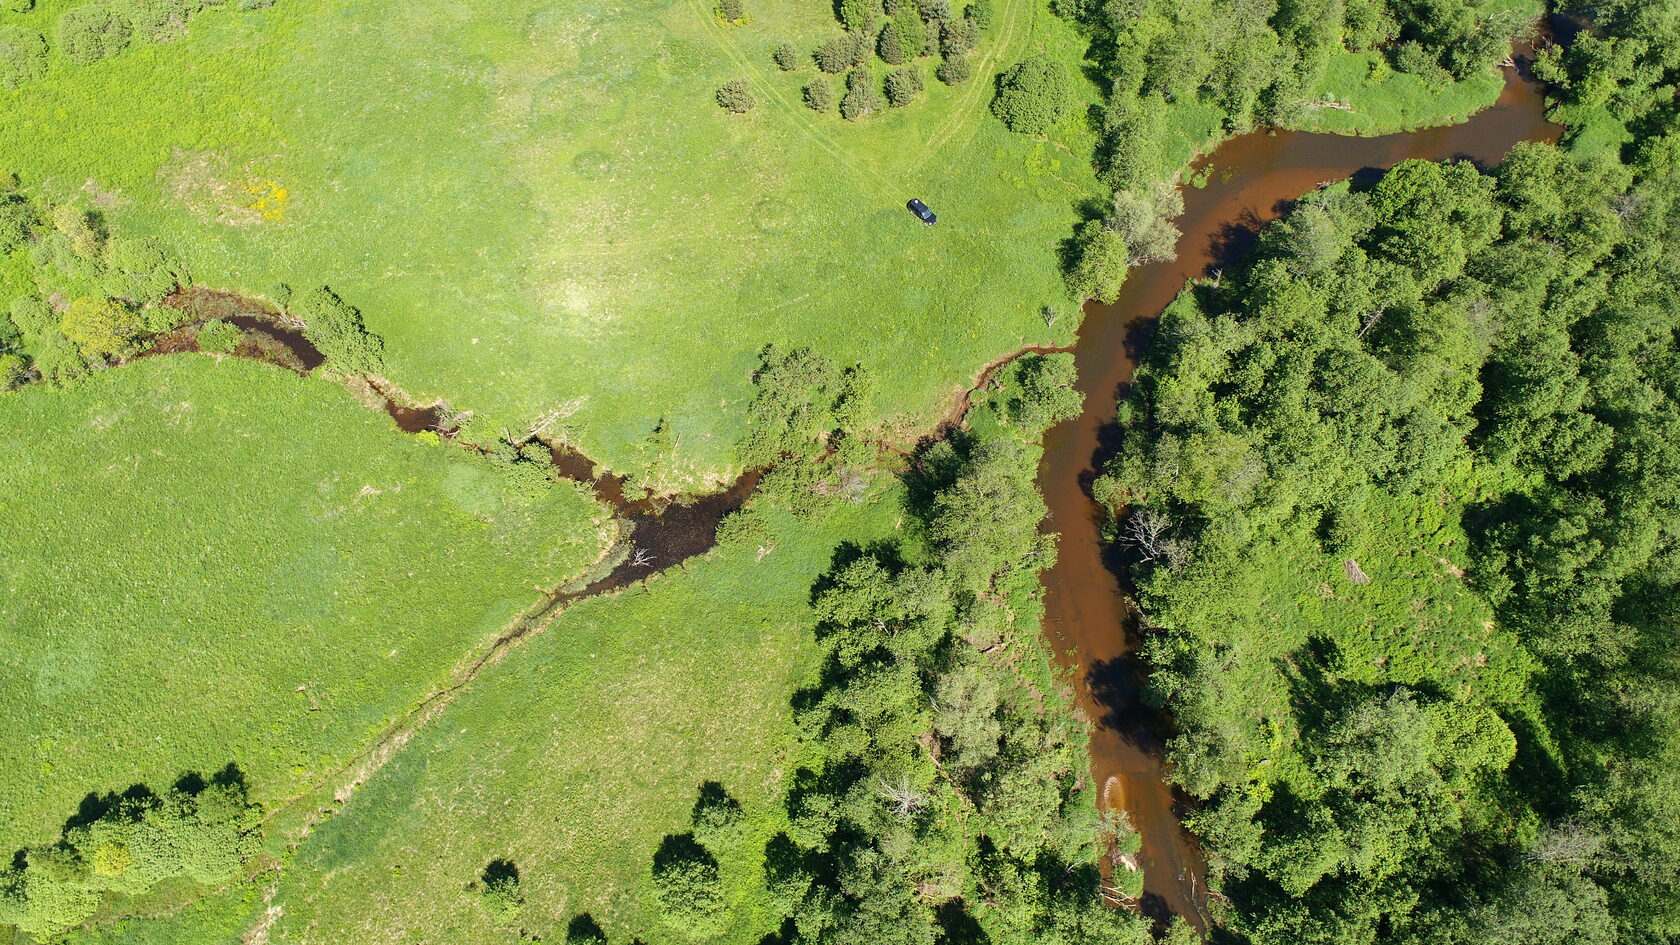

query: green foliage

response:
[965,0,990,29]
[195,317,240,353]
[803,76,834,111]
[1063,219,1128,302]
[0,192,36,253]
[60,296,143,358]
[772,40,800,71]
[935,52,968,85]
[1100,132,1680,943]
[1006,352,1081,434]
[990,55,1073,134]
[478,860,523,924]
[813,33,860,73]
[840,67,882,120]
[0,773,260,939]
[716,79,755,113]
[884,67,921,107]
[836,0,874,31]
[650,835,727,938]
[57,1,133,64]
[876,18,906,65]
[0,26,46,90]
[715,0,743,25]
[294,285,383,374]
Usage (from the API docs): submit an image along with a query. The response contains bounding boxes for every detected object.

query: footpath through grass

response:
[0,0,1096,485]
[0,355,611,853]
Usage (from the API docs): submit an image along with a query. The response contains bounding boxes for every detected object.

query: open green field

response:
[262,496,898,945]
[0,0,1096,485]
[0,355,610,852]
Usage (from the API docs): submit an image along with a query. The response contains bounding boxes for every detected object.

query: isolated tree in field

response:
[715,0,744,24]
[840,68,882,120]
[478,860,523,923]
[991,55,1073,133]
[650,835,728,937]
[936,53,970,85]
[57,1,132,63]
[716,80,755,113]
[803,76,834,111]
[295,285,384,374]
[60,297,143,358]
[885,67,922,106]
[0,27,47,90]
[690,782,744,847]
[772,41,800,70]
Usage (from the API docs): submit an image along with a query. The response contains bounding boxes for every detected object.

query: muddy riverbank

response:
[1036,59,1561,929]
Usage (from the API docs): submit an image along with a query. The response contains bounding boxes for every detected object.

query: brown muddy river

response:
[1036,62,1560,928]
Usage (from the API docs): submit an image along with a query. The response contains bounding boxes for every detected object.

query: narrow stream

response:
[1036,60,1561,928]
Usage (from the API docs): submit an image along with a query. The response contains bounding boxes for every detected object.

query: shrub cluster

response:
[294,285,384,375]
[839,67,882,120]
[990,54,1072,134]
[0,26,47,90]
[0,773,260,939]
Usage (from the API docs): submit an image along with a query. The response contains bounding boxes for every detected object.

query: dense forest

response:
[1096,4,1680,942]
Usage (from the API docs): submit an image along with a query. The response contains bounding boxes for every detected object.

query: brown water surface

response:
[1036,63,1560,929]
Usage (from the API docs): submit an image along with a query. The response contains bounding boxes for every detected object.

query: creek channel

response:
[1036,57,1561,929]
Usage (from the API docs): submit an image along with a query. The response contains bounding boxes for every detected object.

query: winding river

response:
[1036,60,1561,928]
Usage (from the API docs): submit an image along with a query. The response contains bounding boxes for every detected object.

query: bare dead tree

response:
[876,774,927,819]
[630,545,655,567]
[1124,510,1175,562]
[1357,308,1387,340]
[1525,820,1607,866]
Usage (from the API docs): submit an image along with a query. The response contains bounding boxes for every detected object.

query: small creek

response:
[1036,58,1562,928]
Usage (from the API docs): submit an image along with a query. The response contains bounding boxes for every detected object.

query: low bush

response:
[61,296,144,358]
[196,318,240,353]
[0,27,48,91]
[716,79,755,113]
[0,193,35,253]
[813,35,857,73]
[835,0,873,31]
[57,1,132,64]
[714,0,743,24]
[966,0,990,29]
[294,285,383,374]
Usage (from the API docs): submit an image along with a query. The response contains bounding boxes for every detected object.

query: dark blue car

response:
[907,198,937,226]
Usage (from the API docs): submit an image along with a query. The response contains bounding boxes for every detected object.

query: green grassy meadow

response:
[0,0,1097,485]
[261,496,900,945]
[0,355,611,853]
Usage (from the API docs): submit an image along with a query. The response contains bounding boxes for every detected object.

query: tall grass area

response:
[261,498,898,945]
[0,0,1096,484]
[0,355,611,853]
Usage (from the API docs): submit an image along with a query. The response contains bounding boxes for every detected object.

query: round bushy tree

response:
[936,52,970,85]
[917,0,950,23]
[715,0,744,23]
[991,55,1072,133]
[772,41,800,70]
[57,1,132,64]
[966,0,991,29]
[897,11,926,58]
[803,76,834,111]
[651,837,728,939]
[939,16,976,55]
[0,27,47,91]
[61,297,144,358]
[716,79,755,113]
[840,68,882,120]
[885,67,922,106]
